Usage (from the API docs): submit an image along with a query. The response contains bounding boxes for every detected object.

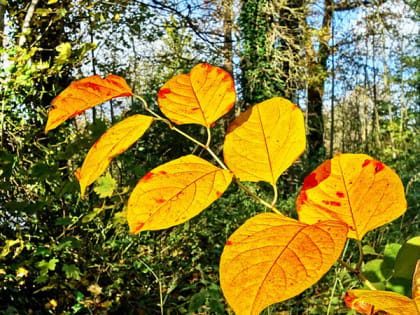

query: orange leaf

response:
[157,63,236,127]
[297,153,407,240]
[75,114,153,198]
[127,155,233,234]
[223,97,305,185]
[219,213,347,315]
[45,75,133,132]
[344,290,419,315]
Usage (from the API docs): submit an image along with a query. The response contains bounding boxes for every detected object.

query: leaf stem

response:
[205,126,211,148]
[338,258,377,291]
[355,239,364,272]
[270,184,278,208]
[235,179,282,215]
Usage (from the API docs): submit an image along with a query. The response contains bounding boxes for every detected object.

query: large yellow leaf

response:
[223,97,305,185]
[157,63,236,127]
[45,75,133,132]
[75,114,153,198]
[127,155,233,234]
[219,213,347,315]
[344,290,420,315]
[297,153,407,240]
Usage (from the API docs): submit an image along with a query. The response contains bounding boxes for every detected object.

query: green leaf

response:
[393,236,420,280]
[37,258,59,275]
[209,298,224,314]
[62,264,81,280]
[82,207,103,223]
[188,290,206,313]
[362,245,377,256]
[382,243,401,278]
[55,42,71,65]
[363,259,386,290]
[94,173,116,198]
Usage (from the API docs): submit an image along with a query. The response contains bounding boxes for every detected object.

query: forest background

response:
[0,0,419,313]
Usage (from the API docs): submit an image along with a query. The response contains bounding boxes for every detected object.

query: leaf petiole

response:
[338,258,377,291]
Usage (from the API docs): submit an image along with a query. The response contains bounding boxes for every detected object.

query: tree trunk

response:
[222,0,236,131]
[0,0,5,50]
[306,0,333,159]
[18,0,40,47]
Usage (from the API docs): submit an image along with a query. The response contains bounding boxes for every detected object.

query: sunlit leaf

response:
[45,75,133,132]
[219,213,347,315]
[344,289,419,315]
[223,97,305,186]
[93,173,117,198]
[157,63,236,127]
[127,155,233,234]
[297,153,407,240]
[75,115,153,198]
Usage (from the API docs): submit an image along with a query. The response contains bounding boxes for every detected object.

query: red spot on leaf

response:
[216,68,223,74]
[85,82,101,92]
[322,200,341,206]
[222,74,231,82]
[374,161,384,173]
[191,108,200,111]
[159,171,167,175]
[226,240,232,246]
[176,191,184,198]
[210,122,215,128]
[201,63,211,72]
[362,159,371,167]
[302,160,331,191]
[158,88,171,99]
[132,222,144,234]
[296,191,308,206]
[292,104,299,110]
[216,191,222,197]
[336,191,345,198]
[156,198,165,204]
[142,172,154,181]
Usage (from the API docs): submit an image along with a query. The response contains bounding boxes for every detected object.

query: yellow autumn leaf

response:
[45,75,133,132]
[127,155,233,234]
[297,153,407,240]
[75,114,153,198]
[157,63,236,127]
[223,97,306,186]
[220,213,348,315]
[344,289,420,315]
